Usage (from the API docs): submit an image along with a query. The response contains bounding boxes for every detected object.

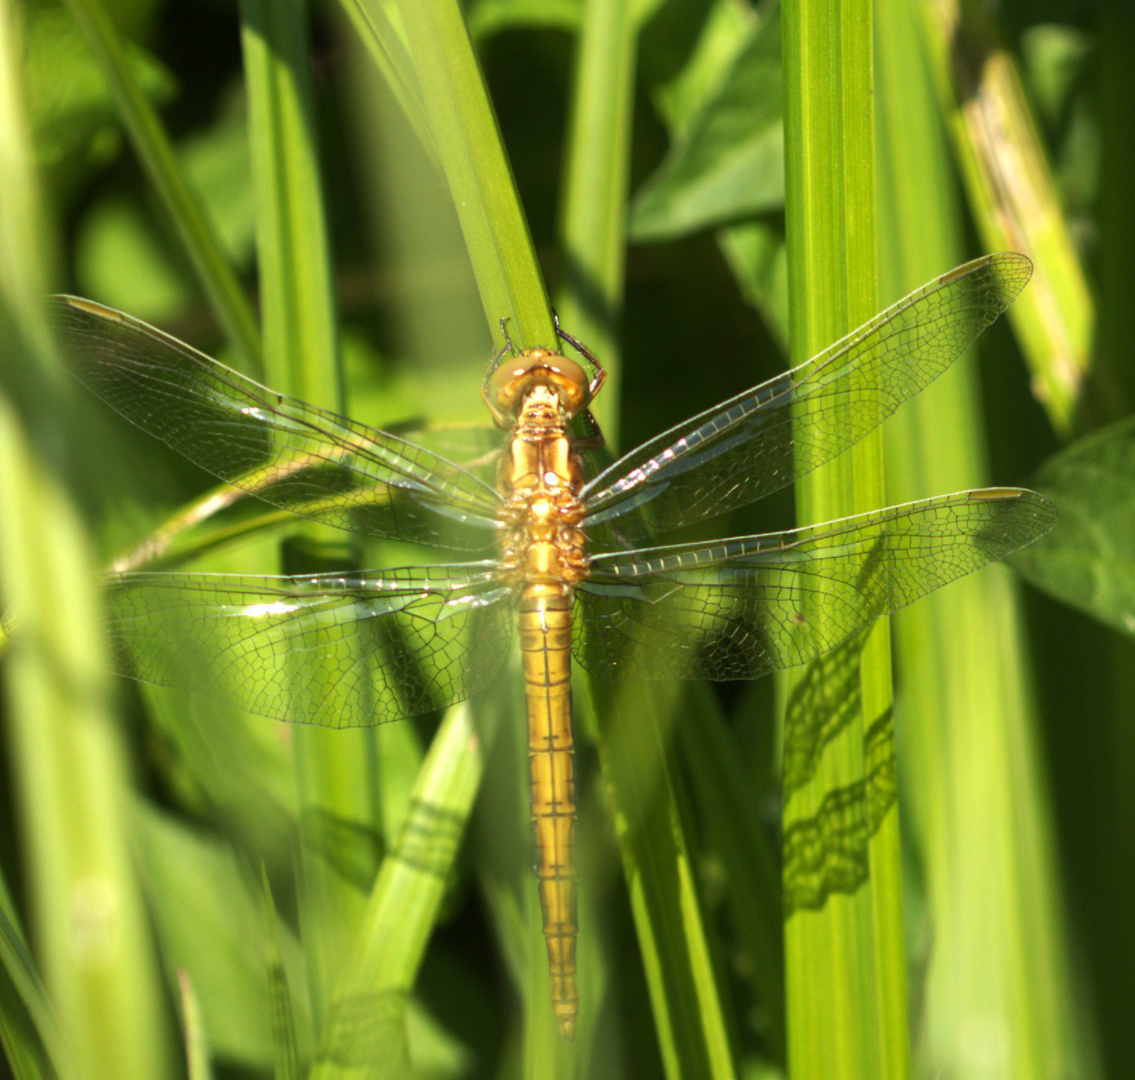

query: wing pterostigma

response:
[582,253,1033,543]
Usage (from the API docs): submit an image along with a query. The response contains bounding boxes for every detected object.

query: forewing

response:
[104,564,514,727]
[582,254,1032,543]
[574,488,1055,680]
[56,297,502,551]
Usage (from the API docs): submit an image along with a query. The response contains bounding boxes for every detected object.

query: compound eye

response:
[545,356,589,410]
[488,349,591,416]
[488,356,537,399]
[487,359,531,415]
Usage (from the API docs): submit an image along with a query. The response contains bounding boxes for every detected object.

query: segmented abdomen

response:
[518,584,578,1040]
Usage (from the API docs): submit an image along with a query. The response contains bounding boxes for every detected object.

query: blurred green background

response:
[0,0,1131,1078]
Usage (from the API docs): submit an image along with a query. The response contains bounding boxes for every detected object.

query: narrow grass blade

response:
[239,0,378,1030]
[339,0,550,1053]
[334,1,438,171]
[558,5,738,1065]
[391,0,554,346]
[636,50,787,1075]
[594,682,737,1080]
[552,0,636,1049]
[62,0,260,366]
[0,292,173,1080]
[554,0,637,436]
[312,703,482,1078]
[0,869,69,1080]
[260,873,301,1080]
[0,400,159,1080]
[876,1,1092,1076]
[676,685,785,1063]
[177,970,216,1080]
[131,801,313,1066]
[240,0,341,409]
[919,0,1095,435]
[781,0,909,1076]
[0,5,172,1074]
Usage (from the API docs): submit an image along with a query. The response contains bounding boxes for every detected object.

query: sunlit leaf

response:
[629,9,782,242]
[1014,416,1135,636]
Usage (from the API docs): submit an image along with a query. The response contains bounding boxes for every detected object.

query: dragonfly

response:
[56,252,1056,1040]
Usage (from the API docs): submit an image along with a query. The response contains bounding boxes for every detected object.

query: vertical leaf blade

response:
[781,0,909,1075]
[877,0,1094,1077]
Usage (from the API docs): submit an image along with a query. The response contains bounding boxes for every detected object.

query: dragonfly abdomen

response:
[519,583,579,1040]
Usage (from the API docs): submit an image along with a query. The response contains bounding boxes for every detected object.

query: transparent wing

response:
[103,564,515,727]
[582,254,1032,543]
[574,488,1056,680]
[56,297,503,552]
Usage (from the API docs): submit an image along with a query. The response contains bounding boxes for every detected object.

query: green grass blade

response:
[131,801,314,1066]
[177,970,216,1080]
[312,703,482,1078]
[557,2,736,1066]
[241,0,341,407]
[0,868,68,1080]
[594,683,737,1080]
[781,0,908,1076]
[0,284,173,1080]
[340,0,554,1053]
[919,0,1094,435]
[466,676,544,1044]
[676,685,785,1063]
[334,1,439,172]
[352,0,573,1053]
[0,5,172,1074]
[554,0,637,436]
[554,0,644,1058]
[636,14,792,1060]
[876,3,1095,1077]
[239,0,380,1033]
[392,0,553,346]
[260,873,301,1080]
[62,0,260,366]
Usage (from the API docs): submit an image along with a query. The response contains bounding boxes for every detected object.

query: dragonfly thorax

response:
[495,375,589,591]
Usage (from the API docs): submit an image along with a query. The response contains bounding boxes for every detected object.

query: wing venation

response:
[582,254,1032,542]
[57,297,502,551]
[103,564,514,727]
[574,488,1056,680]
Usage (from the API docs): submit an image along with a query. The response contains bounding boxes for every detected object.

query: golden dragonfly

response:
[56,252,1055,1039]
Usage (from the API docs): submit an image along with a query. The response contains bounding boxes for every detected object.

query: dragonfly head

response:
[484,348,591,427]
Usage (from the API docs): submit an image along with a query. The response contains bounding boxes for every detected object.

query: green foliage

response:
[131,804,313,1066]
[1014,416,1135,636]
[0,0,1127,1078]
[629,12,783,242]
